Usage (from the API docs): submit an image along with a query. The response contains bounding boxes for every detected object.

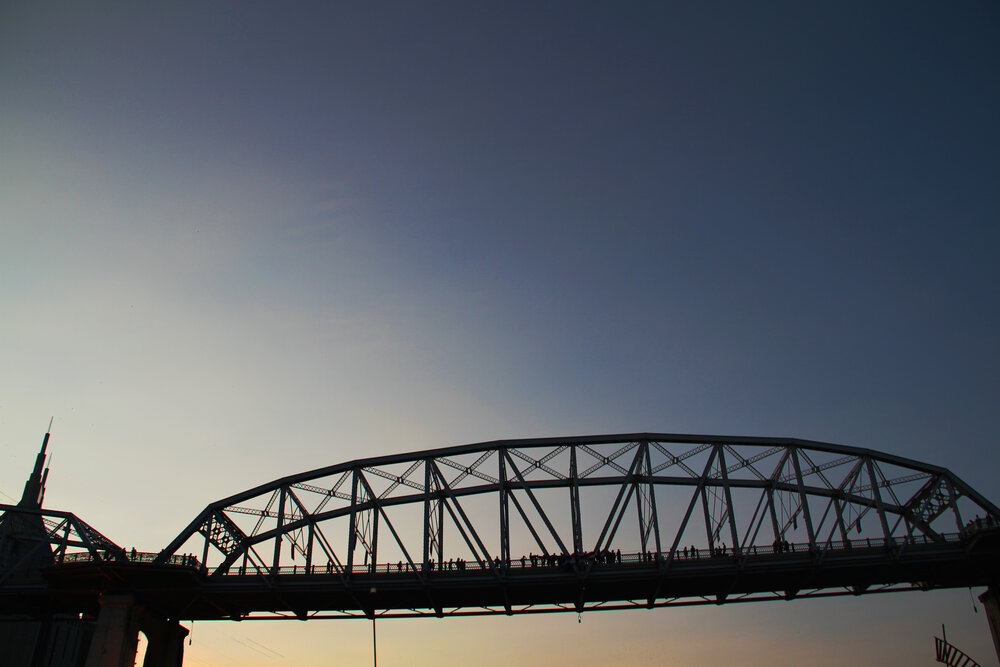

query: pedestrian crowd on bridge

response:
[963,514,998,537]
[421,549,625,572]
[416,545,770,573]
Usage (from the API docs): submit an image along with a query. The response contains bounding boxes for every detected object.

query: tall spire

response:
[18,421,51,509]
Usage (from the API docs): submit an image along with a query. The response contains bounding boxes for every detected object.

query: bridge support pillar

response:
[979,586,1000,664]
[84,594,188,667]
[142,617,188,667]
[85,595,140,667]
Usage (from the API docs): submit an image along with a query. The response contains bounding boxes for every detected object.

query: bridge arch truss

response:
[158,434,1000,618]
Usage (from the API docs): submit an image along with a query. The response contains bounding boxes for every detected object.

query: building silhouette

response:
[0,429,95,666]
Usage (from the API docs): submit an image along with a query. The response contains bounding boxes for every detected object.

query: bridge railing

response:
[208,531,964,577]
[46,530,971,576]
[46,527,983,578]
[58,551,202,568]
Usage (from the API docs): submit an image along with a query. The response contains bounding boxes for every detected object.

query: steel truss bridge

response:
[4,433,999,627]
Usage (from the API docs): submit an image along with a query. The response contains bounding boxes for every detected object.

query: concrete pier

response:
[84,594,187,667]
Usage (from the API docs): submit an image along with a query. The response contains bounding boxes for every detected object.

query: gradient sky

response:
[2,2,999,665]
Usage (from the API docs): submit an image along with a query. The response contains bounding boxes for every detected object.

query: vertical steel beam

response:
[645,441,663,556]
[635,441,661,555]
[430,486,443,568]
[499,452,510,565]
[347,469,359,573]
[864,456,893,544]
[570,445,583,555]
[946,477,965,532]
[832,498,850,546]
[306,522,314,571]
[422,460,431,571]
[699,445,723,551]
[272,488,286,576]
[355,474,423,578]
[429,462,498,574]
[765,448,792,546]
[201,518,211,567]
[700,482,715,552]
[437,499,444,564]
[636,444,649,553]
[791,449,817,551]
[838,459,865,538]
[717,447,741,554]
[370,498,379,573]
[423,460,444,570]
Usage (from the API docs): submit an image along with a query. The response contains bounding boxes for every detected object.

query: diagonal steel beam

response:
[504,451,570,556]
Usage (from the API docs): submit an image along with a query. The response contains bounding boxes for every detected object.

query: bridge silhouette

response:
[3,433,1000,666]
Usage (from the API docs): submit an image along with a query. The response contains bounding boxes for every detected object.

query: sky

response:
[2,1,999,665]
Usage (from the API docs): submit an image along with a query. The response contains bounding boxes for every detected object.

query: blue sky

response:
[2,2,999,665]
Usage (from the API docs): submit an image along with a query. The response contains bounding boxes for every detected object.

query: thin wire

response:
[372,617,377,667]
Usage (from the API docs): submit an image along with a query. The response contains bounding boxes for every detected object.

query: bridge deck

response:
[9,529,998,621]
